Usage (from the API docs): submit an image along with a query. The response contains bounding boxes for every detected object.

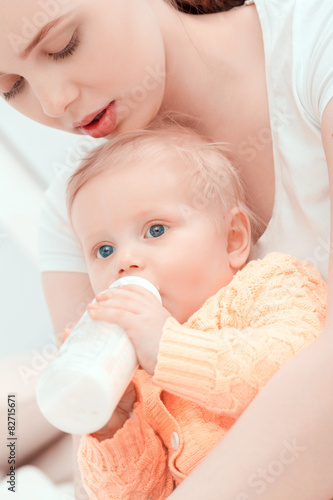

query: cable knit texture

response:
[78,253,327,499]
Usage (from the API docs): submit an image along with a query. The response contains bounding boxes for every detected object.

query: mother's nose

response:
[32,75,79,118]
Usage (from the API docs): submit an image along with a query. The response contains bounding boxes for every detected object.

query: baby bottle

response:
[36,276,161,435]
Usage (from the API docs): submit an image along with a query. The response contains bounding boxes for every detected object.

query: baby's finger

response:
[96,284,160,303]
[88,294,143,315]
[95,290,114,302]
[88,305,133,329]
[61,327,72,344]
[117,284,161,303]
[93,288,154,311]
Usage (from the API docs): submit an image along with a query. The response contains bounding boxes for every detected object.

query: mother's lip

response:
[73,105,109,128]
[80,102,117,139]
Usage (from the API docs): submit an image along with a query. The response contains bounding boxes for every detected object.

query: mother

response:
[1,0,332,498]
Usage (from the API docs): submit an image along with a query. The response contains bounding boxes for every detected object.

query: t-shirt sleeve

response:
[38,175,88,273]
[298,0,333,122]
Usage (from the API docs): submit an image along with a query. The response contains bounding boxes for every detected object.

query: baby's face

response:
[71,159,236,323]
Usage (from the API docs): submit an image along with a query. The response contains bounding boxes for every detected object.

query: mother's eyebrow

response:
[19,13,71,59]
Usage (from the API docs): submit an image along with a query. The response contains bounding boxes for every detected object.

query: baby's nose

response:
[118,263,139,275]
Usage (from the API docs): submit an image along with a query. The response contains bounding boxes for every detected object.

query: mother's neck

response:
[149,1,266,142]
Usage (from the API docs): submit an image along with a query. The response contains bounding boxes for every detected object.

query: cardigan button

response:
[171,432,179,450]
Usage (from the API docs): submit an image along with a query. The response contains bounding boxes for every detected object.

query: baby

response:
[66,122,326,500]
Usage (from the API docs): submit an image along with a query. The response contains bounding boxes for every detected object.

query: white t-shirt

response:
[38,0,332,281]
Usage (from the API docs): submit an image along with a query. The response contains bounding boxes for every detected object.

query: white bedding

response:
[0,466,74,500]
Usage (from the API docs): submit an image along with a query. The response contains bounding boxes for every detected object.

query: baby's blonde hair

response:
[66,117,257,238]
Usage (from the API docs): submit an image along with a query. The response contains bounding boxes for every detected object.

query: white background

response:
[0,99,82,357]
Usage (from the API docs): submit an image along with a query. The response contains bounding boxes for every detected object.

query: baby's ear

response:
[226,207,251,270]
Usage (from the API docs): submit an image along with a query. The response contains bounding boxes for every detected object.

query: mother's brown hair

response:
[172,0,246,14]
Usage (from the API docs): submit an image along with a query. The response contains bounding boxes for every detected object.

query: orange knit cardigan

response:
[78,253,327,499]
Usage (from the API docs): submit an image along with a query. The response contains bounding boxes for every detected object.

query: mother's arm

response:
[41,271,95,345]
[42,270,95,500]
[167,102,333,500]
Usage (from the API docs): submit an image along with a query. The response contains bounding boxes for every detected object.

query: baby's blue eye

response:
[146,224,168,238]
[96,245,115,259]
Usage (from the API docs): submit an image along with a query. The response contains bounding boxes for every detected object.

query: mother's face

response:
[0,0,166,138]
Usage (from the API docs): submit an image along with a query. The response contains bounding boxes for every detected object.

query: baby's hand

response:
[87,285,171,375]
[61,327,72,344]
[91,381,137,441]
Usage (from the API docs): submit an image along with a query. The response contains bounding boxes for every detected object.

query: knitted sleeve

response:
[77,381,174,499]
[153,253,327,418]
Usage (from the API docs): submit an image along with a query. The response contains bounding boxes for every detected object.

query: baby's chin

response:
[166,304,198,325]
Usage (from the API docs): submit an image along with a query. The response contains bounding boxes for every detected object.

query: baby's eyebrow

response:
[19,13,71,59]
